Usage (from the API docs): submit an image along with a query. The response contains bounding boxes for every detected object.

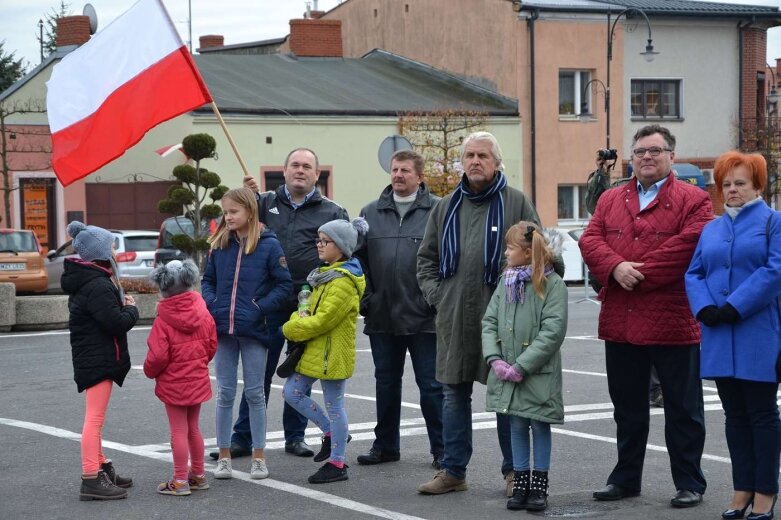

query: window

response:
[261,168,332,198]
[558,185,590,221]
[559,70,592,116]
[631,79,681,119]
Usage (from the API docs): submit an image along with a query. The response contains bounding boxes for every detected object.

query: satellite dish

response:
[83,3,98,35]
[377,135,413,174]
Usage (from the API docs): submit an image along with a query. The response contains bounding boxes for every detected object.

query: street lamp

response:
[767,64,779,114]
[579,78,609,145]
[593,7,659,151]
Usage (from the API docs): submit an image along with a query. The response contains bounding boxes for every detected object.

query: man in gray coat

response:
[354,150,444,468]
[417,131,541,495]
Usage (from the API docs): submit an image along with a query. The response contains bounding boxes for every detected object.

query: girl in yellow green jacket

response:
[282,218,367,484]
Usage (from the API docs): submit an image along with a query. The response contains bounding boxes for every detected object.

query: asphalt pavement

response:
[0,286,739,519]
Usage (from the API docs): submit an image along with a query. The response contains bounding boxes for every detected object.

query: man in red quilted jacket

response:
[579,124,713,509]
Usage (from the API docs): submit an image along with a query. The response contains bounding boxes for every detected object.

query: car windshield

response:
[160,218,212,248]
[0,231,37,252]
[124,236,159,251]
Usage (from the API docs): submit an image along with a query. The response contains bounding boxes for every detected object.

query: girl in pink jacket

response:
[144,259,217,496]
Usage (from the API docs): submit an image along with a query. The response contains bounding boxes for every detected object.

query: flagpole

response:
[210,101,251,178]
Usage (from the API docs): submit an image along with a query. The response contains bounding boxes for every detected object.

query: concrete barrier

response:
[0,283,16,332]
[0,288,161,332]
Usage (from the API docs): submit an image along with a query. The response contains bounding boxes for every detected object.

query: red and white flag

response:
[46,0,212,186]
[155,143,186,158]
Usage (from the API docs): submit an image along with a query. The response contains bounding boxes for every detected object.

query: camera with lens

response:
[597,148,618,161]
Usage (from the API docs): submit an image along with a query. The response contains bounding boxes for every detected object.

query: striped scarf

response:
[504,264,554,304]
[439,172,507,285]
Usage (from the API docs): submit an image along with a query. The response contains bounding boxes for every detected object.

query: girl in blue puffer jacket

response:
[201,187,292,481]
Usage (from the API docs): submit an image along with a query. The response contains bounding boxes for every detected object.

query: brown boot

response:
[417,470,468,494]
[79,470,128,501]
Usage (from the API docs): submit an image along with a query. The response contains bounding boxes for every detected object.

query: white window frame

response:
[559,70,592,119]
[630,78,684,120]
[557,184,590,225]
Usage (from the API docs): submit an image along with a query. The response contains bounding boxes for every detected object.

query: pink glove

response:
[505,365,523,383]
[490,359,511,380]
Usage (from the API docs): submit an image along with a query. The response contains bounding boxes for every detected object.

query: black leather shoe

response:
[671,489,703,508]
[593,484,640,501]
[285,440,315,457]
[357,448,401,465]
[208,443,251,460]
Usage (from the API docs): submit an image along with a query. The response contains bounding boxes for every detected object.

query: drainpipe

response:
[527,9,539,205]
[738,20,746,148]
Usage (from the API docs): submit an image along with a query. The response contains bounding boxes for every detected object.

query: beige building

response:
[1,17,520,250]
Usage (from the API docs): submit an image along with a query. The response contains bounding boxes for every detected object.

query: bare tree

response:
[398,109,488,197]
[0,99,49,225]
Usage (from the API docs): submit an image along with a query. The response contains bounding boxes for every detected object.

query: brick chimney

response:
[56,15,91,48]
[310,10,326,19]
[289,19,343,58]
[198,35,224,51]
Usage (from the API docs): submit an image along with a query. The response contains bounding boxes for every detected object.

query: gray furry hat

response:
[66,221,115,262]
[149,259,199,297]
[318,217,369,258]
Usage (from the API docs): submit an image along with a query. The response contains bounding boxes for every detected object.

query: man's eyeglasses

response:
[315,239,334,247]
[632,147,673,158]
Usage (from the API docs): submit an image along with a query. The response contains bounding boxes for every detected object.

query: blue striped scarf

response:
[439,172,507,285]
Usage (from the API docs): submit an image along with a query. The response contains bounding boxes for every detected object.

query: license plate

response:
[0,263,24,271]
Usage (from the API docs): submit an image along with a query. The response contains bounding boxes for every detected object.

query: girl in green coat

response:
[282,218,367,485]
[482,222,568,512]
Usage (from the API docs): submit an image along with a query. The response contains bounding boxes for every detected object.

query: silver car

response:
[46,230,159,292]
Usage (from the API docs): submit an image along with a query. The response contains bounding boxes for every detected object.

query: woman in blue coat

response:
[686,151,781,520]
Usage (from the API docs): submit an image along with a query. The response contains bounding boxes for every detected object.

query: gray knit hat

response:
[318,217,369,258]
[66,221,115,262]
[149,259,199,297]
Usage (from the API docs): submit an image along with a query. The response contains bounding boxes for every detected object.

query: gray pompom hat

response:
[149,259,199,297]
[66,221,115,262]
[318,217,369,258]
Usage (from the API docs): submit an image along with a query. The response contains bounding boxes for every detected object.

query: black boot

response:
[101,460,133,488]
[526,470,549,511]
[79,470,128,501]
[507,470,530,510]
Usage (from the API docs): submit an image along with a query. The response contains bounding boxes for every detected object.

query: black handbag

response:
[276,294,322,378]
[276,341,306,378]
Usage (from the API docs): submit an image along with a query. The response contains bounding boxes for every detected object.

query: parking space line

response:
[0,416,427,520]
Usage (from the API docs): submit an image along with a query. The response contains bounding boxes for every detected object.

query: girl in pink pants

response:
[145,259,217,496]
[62,221,138,501]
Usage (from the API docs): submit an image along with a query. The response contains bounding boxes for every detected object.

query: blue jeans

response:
[716,377,781,494]
[440,382,513,480]
[231,326,310,448]
[369,333,443,457]
[509,416,552,471]
[214,335,267,450]
[283,374,349,463]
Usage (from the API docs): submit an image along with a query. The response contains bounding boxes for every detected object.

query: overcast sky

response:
[1,0,780,75]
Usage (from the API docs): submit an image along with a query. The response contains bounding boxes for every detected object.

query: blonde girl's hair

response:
[208,187,264,254]
[505,221,554,298]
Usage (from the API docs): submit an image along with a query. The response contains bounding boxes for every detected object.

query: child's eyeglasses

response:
[315,239,333,247]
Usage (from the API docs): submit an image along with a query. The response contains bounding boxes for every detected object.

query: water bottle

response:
[297,284,312,317]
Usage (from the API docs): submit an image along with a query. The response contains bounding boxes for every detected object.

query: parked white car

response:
[46,230,159,292]
[551,227,585,282]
